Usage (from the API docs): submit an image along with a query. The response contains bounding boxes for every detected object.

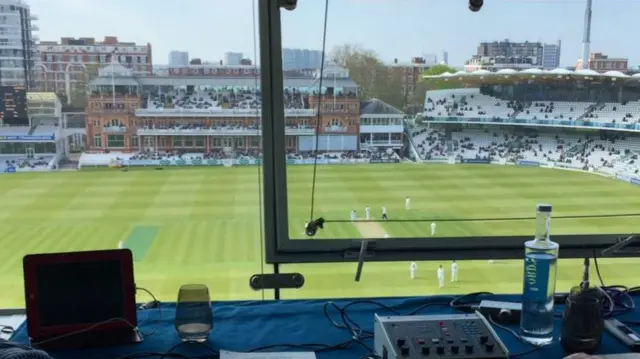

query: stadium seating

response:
[0,126,29,136]
[31,125,57,137]
[411,126,640,175]
[145,87,308,111]
[423,89,640,124]
[0,155,53,172]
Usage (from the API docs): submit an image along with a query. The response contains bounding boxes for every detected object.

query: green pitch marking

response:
[123,226,159,261]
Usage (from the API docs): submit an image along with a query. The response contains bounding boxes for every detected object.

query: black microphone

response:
[305,218,325,236]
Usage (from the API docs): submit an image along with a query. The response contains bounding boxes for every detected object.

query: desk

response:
[9,295,640,359]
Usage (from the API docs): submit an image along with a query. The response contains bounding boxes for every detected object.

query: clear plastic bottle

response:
[520,204,559,345]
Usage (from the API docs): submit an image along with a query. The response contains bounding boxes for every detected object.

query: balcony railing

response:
[136,127,316,136]
[136,108,316,118]
[104,126,127,133]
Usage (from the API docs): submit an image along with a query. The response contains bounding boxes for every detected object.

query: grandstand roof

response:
[423,68,640,85]
[360,98,404,116]
[26,92,57,102]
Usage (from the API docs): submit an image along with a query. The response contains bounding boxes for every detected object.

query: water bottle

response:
[520,204,559,345]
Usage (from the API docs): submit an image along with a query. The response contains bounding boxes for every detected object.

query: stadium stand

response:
[424,88,640,124]
[1,155,54,172]
[145,87,308,111]
[0,125,30,136]
[412,127,640,173]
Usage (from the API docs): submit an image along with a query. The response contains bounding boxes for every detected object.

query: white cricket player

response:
[431,222,437,236]
[410,262,418,279]
[302,221,309,235]
[451,260,458,282]
[118,241,124,249]
[381,206,388,220]
[488,260,495,264]
[350,210,357,222]
[437,265,445,288]
[365,206,371,220]
[384,234,390,238]
[405,196,411,210]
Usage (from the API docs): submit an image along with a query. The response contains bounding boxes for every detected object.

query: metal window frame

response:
[258,0,638,265]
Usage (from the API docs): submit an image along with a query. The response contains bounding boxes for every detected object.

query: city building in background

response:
[35,36,152,106]
[466,39,562,72]
[542,40,562,69]
[224,52,243,66]
[442,50,449,65]
[0,0,37,89]
[388,57,436,100]
[169,51,189,66]
[282,48,323,70]
[576,52,628,72]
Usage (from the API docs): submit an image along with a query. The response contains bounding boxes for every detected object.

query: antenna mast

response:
[581,0,593,69]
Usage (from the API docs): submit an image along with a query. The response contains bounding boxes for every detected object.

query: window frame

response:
[258,0,638,265]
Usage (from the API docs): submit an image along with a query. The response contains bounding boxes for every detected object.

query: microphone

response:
[305,218,325,237]
[580,257,590,291]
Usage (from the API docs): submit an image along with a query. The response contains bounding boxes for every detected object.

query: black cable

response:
[323,212,640,224]
[308,0,330,223]
[449,292,493,312]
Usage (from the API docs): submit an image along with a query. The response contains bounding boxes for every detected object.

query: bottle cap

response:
[537,204,552,213]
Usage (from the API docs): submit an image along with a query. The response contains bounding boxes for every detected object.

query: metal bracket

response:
[600,236,640,257]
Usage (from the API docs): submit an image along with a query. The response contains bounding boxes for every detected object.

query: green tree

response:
[68,63,100,108]
[330,44,404,108]
[409,64,458,106]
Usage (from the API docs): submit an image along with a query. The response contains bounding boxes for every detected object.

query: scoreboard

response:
[0,86,28,126]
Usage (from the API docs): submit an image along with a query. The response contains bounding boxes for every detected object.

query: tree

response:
[409,64,458,106]
[68,63,100,108]
[330,44,404,108]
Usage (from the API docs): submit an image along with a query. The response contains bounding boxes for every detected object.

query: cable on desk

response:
[136,286,162,337]
[590,249,637,318]
[449,292,494,312]
[486,315,545,358]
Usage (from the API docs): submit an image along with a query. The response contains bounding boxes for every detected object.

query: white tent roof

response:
[425,68,638,82]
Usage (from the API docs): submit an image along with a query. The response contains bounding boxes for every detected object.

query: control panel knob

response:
[397,339,406,347]
[451,345,459,354]
[480,335,489,344]
[465,344,474,353]
[400,346,410,356]
[436,346,445,355]
[421,346,430,355]
[485,342,495,352]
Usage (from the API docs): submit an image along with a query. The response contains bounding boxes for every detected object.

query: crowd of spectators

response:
[139,122,313,131]
[146,87,308,111]
[411,126,640,174]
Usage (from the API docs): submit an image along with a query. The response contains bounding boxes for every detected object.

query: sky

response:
[26,0,640,67]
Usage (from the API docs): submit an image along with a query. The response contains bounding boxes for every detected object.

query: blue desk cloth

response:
[9,295,640,359]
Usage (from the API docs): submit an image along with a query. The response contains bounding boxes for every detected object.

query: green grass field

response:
[0,164,638,307]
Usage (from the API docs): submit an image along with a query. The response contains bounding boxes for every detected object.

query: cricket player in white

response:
[384,234,390,238]
[302,221,309,235]
[365,206,371,220]
[437,265,445,288]
[118,241,124,249]
[488,260,495,264]
[381,206,388,220]
[405,196,411,210]
[451,260,458,282]
[350,210,357,222]
[410,262,418,279]
[431,222,437,236]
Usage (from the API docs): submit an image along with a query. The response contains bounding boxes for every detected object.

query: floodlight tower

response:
[581,0,593,69]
